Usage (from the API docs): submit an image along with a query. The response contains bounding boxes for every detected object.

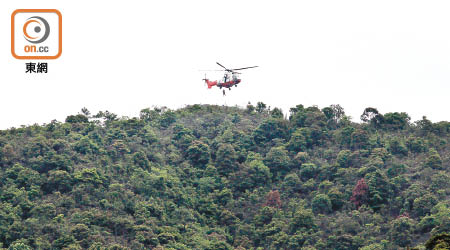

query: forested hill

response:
[0,104,449,250]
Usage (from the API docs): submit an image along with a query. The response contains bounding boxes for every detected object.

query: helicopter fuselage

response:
[205,78,241,89]
[202,62,257,91]
[218,78,241,88]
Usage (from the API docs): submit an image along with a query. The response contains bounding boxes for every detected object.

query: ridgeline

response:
[0,104,449,250]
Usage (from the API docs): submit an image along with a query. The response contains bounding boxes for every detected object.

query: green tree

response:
[387,137,408,156]
[336,150,352,168]
[253,118,289,145]
[74,168,105,187]
[256,102,267,113]
[286,128,307,153]
[7,243,32,250]
[389,216,415,248]
[299,163,317,181]
[413,194,438,217]
[264,146,290,175]
[254,206,277,226]
[326,234,360,250]
[159,110,176,128]
[246,102,255,113]
[336,126,355,147]
[350,129,369,150]
[133,151,151,170]
[215,143,237,175]
[172,125,194,150]
[289,208,315,233]
[365,170,390,210]
[406,136,427,153]
[312,194,332,214]
[328,187,344,210]
[282,173,301,195]
[383,112,410,130]
[231,157,271,192]
[65,114,89,124]
[44,170,72,193]
[186,140,210,168]
[270,108,283,119]
[426,149,443,169]
[360,243,383,250]
[74,136,99,154]
[360,107,382,125]
[71,224,89,241]
[425,233,450,250]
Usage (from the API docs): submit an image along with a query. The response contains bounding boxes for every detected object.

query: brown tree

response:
[264,190,282,209]
[350,178,369,209]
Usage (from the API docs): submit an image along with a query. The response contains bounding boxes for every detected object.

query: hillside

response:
[0,103,449,250]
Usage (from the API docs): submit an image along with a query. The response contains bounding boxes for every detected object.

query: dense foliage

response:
[0,103,448,250]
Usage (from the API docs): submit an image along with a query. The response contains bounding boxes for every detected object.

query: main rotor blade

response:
[216,62,229,70]
[231,66,259,71]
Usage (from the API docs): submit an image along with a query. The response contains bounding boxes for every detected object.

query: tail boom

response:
[204,79,217,89]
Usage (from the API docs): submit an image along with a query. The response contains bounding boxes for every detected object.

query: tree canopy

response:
[0,104,448,249]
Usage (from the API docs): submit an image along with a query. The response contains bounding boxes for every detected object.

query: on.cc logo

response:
[11,9,62,60]
[23,16,50,44]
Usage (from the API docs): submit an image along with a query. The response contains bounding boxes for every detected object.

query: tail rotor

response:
[203,74,208,87]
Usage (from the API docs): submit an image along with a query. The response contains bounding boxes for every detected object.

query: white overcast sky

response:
[1,0,449,129]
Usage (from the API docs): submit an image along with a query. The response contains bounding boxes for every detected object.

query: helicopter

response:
[202,62,258,96]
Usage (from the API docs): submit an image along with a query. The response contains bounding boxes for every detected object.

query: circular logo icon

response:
[23,16,50,44]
